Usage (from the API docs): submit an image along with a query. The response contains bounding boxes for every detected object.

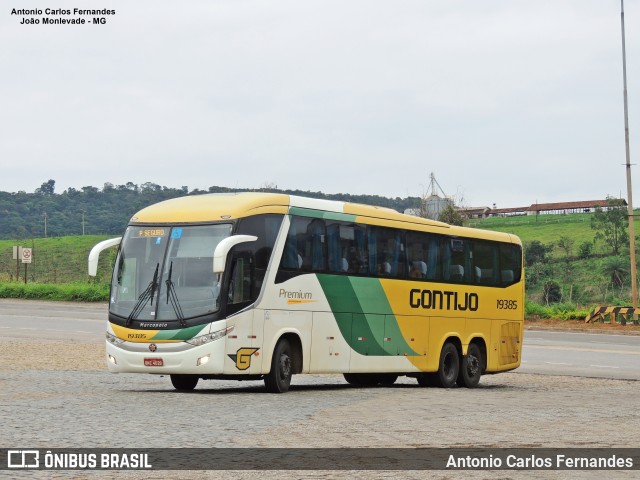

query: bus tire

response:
[343,373,380,386]
[457,343,483,388]
[265,339,293,393]
[343,373,363,385]
[416,373,436,387]
[377,374,398,386]
[170,374,198,391]
[434,342,460,388]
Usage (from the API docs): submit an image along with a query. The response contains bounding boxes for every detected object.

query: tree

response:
[438,202,465,226]
[557,236,575,260]
[542,280,562,305]
[601,256,628,289]
[578,241,593,259]
[35,179,55,196]
[591,198,628,255]
[524,240,553,267]
[525,261,551,288]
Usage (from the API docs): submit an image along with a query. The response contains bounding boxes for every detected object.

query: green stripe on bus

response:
[150,325,204,341]
[288,207,356,222]
[349,277,418,356]
[316,275,418,356]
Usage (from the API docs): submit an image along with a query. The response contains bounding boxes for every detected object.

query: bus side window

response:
[473,241,499,286]
[228,256,252,307]
[499,243,522,286]
[327,222,367,274]
[236,214,283,300]
[306,219,326,272]
[369,226,404,277]
[445,238,470,283]
[279,217,327,272]
[281,218,303,270]
[406,231,439,280]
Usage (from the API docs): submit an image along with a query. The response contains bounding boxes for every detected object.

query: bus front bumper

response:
[105,338,227,375]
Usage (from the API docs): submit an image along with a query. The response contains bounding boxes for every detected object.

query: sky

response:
[2,0,640,209]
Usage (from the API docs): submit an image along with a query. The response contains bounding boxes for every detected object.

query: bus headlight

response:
[106,331,125,345]
[185,326,234,346]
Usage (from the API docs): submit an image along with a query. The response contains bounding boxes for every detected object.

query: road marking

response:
[529,330,640,338]
[545,362,572,366]
[590,365,620,369]
[526,345,640,355]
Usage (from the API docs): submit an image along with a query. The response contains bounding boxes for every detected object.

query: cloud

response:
[0,0,637,208]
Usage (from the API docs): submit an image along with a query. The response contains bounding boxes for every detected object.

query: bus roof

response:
[130,192,520,245]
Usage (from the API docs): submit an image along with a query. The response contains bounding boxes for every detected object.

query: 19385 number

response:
[497,299,518,310]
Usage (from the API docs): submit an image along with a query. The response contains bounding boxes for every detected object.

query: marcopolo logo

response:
[8,450,39,468]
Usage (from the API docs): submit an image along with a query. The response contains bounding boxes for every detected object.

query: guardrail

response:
[585,305,640,325]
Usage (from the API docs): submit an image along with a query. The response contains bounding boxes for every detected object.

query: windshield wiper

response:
[126,263,159,326]
[165,261,186,327]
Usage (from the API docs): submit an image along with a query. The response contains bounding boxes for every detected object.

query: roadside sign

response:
[21,248,32,264]
[12,246,22,260]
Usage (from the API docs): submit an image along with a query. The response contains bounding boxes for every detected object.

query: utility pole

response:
[621,0,638,316]
[44,212,47,238]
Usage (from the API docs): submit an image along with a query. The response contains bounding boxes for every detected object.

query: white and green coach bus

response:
[89,193,523,393]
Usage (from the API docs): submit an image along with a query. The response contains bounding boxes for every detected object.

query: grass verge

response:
[0,281,109,302]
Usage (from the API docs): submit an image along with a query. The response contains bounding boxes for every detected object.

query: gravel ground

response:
[1,337,638,479]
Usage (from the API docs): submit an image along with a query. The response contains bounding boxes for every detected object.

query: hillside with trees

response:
[0,179,420,240]
[2,181,637,316]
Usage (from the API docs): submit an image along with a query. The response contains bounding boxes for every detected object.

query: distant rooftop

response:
[460,199,626,219]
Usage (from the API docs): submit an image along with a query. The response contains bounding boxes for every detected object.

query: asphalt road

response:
[1,298,638,381]
[521,330,640,380]
[0,299,105,342]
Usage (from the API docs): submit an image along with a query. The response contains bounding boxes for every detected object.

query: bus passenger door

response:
[309,312,351,373]
[224,254,260,375]
[224,310,256,375]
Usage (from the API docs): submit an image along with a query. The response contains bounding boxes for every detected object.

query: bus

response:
[89,192,523,393]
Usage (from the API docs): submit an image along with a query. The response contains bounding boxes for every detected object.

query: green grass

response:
[0,235,116,284]
[468,211,640,250]
[525,300,590,320]
[468,213,593,245]
[0,281,109,302]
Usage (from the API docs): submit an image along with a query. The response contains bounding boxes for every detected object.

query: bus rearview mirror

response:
[213,235,257,273]
[88,237,122,276]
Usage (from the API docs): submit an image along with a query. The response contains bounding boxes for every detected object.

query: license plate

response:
[144,358,164,367]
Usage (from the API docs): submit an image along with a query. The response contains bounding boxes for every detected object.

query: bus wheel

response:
[457,343,483,388]
[343,373,379,386]
[377,374,398,386]
[265,339,293,393]
[434,342,460,388]
[416,373,436,387]
[170,374,198,391]
[343,373,362,385]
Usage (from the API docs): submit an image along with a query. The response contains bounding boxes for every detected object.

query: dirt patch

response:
[525,318,640,335]
[0,339,105,371]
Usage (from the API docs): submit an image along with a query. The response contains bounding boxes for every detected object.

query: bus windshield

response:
[110,224,233,322]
